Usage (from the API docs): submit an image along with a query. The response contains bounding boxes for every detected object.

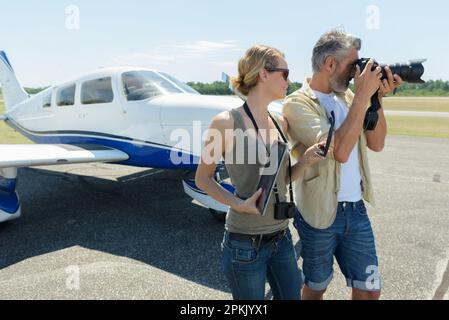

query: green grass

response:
[381,97,449,139]
[386,116,449,139]
[383,97,449,112]
[0,100,32,144]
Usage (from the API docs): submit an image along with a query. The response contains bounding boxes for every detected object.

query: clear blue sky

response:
[0,0,447,87]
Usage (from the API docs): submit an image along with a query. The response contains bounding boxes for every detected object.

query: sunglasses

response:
[266,67,290,81]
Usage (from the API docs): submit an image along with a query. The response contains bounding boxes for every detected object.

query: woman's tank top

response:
[224,108,290,235]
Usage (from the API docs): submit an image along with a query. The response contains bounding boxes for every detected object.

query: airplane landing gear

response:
[182,165,233,222]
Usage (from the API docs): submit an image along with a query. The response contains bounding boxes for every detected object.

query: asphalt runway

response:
[0,135,448,300]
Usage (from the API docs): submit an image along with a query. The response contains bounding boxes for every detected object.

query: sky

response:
[0,0,448,87]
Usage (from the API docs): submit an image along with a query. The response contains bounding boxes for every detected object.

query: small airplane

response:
[0,51,283,224]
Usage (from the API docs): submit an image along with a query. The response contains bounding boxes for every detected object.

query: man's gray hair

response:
[312,29,362,73]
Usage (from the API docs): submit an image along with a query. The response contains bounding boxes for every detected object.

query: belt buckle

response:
[250,235,258,247]
[341,202,355,210]
[341,202,357,211]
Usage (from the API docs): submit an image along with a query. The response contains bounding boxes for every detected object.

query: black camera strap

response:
[243,102,271,157]
[242,102,294,203]
[268,112,294,204]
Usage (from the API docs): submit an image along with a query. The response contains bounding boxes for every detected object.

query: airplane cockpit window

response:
[81,77,114,105]
[122,71,183,101]
[159,72,200,95]
[56,84,76,107]
[42,93,52,108]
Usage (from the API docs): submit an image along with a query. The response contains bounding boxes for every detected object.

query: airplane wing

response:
[0,144,129,169]
[0,144,129,223]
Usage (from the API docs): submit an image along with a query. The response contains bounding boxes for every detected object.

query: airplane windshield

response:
[159,72,199,95]
[122,71,183,101]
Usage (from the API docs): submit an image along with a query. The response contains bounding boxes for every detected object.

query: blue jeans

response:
[294,201,381,292]
[222,229,303,300]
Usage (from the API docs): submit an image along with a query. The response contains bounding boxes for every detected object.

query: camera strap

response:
[242,102,271,157]
[268,112,294,204]
[241,102,294,204]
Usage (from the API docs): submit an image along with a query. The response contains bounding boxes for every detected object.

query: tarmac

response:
[0,135,448,300]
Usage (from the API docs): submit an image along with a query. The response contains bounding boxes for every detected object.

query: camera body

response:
[355,58,426,130]
[274,202,296,220]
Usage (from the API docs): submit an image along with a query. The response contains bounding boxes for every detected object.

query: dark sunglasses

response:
[266,67,290,81]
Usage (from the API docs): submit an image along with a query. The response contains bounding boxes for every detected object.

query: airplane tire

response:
[209,209,227,222]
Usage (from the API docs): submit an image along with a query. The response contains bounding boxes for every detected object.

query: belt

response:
[338,200,362,211]
[228,229,287,244]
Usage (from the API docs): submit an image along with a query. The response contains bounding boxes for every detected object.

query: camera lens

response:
[387,60,426,83]
[356,58,426,83]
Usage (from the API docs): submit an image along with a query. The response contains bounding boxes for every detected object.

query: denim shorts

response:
[221,228,303,300]
[293,200,381,292]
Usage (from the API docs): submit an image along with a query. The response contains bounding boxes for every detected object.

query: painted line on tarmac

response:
[120,169,165,182]
[385,111,449,118]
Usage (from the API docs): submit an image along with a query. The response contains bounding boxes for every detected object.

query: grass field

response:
[0,100,32,144]
[383,97,449,138]
[387,116,449,139]
[1,97,448,142]
[383,97,449,112]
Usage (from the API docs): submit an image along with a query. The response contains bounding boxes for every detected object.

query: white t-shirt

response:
[313,90,363,202]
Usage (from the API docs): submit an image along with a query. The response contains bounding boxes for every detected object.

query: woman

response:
[195,45,327,300]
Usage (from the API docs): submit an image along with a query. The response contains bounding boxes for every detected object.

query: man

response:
[283,29,402,300]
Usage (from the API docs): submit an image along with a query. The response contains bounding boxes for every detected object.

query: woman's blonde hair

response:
[231,45,285,96]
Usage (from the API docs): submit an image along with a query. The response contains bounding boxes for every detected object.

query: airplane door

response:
[76,74,126,136]
[117,73,163,146]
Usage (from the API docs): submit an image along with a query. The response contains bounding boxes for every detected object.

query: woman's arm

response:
[195,112,261,215]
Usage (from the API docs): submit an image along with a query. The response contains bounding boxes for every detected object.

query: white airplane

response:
[0,51,283,224]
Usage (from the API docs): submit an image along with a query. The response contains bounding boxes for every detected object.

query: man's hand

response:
[379,66,403,97]
[354,59,382,104]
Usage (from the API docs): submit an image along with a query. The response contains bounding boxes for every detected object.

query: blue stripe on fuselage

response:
[5,118,200,171]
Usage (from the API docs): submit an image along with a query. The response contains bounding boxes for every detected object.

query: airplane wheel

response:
[209,166,229,222]
[209,209,227,222]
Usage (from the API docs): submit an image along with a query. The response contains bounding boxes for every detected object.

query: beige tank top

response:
[224,108,290,235]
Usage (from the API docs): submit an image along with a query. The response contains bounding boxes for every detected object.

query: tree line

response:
[0,87,48,96]
[186,81,303,96]
[188,80,449,97]
[1,80,449,97]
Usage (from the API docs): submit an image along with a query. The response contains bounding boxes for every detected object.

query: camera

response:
[274,202,296,220]
[355,58,426,130]
[356,58,426,84]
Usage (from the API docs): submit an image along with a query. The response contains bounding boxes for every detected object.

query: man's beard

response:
[329,73,351,93]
